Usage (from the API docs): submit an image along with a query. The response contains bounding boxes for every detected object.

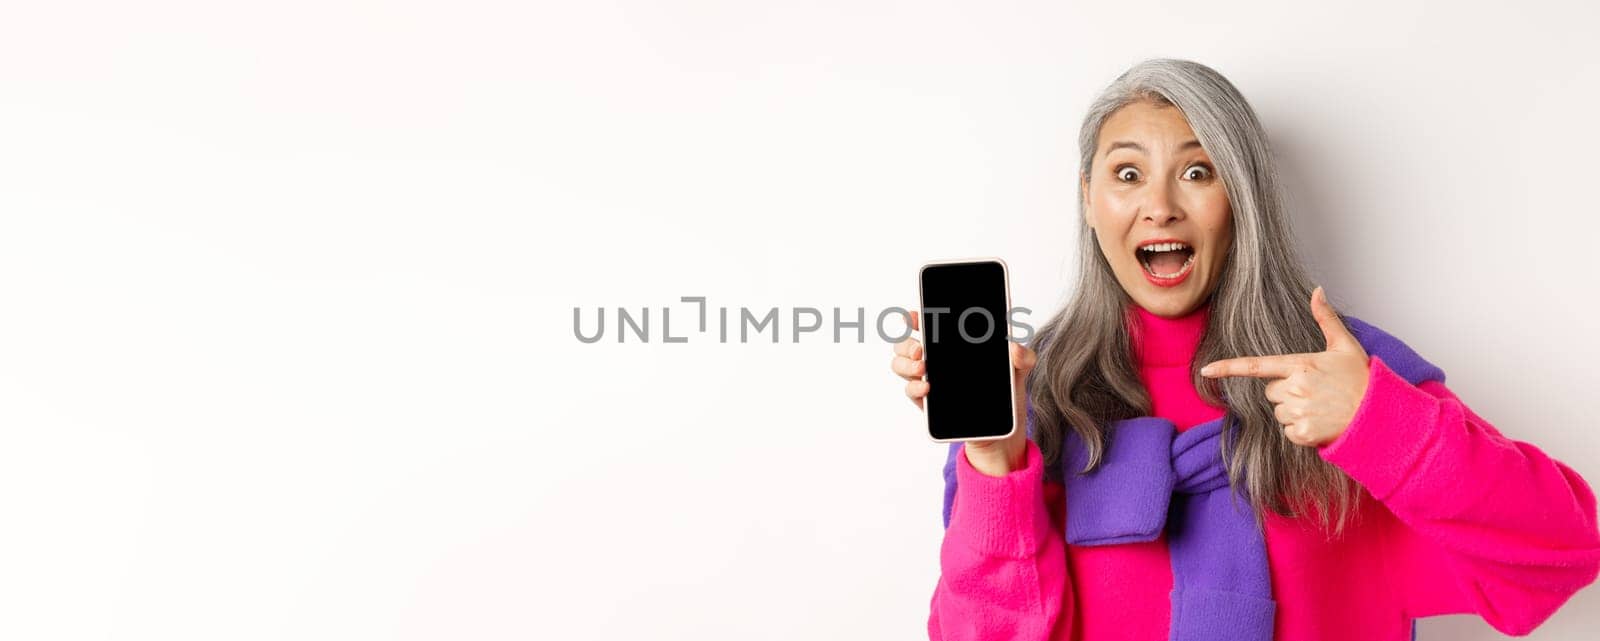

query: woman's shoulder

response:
[1338,314,1446,386]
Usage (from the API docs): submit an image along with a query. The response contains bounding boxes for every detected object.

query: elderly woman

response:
[890,59,1600,641]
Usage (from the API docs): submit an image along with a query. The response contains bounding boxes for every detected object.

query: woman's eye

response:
[1184,164,1213,181]
[1116,167,1141,182]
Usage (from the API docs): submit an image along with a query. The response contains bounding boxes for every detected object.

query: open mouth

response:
[1137,241,1196,279]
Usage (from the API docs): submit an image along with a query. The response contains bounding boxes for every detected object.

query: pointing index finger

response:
[1200,355,1303,379]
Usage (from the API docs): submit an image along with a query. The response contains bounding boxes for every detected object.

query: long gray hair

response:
[1030,58,1363,537]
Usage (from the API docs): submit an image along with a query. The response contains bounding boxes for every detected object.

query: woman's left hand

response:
[1199,286,1371,447]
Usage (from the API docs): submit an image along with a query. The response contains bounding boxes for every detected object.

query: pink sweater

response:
[927,301,1600,640]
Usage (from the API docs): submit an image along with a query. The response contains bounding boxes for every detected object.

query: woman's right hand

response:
[891,309,1039,476]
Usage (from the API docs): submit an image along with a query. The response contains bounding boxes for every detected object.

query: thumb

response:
[1012,341,1038,375]
[1311,285,1361,353]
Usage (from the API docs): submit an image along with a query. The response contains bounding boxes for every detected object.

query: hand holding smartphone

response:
[893,258,1037,475]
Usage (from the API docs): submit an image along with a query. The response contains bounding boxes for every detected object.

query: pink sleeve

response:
[1317,354,1600,635]
[928,439,1073,640]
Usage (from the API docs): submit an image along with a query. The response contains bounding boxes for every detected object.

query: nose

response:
[1143,178,1186,225]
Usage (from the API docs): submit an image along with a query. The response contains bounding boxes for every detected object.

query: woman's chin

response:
[1128,282,1207,318]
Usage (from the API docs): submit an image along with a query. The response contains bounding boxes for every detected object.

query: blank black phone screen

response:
[918,260,1014,441]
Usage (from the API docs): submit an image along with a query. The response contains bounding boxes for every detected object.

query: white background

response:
[2,1,1598,639]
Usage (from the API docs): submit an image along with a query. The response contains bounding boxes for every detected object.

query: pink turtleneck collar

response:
[1129,299,1212,367]
[1126,299,1224,429]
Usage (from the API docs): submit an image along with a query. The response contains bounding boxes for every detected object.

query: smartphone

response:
[917,258,1016,443]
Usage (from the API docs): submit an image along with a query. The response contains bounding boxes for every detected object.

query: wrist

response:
[965,440,1027,477]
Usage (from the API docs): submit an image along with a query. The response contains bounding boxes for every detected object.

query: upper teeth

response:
[1141,242,1189,252]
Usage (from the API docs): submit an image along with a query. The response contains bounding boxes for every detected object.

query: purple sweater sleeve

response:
[1318,354,1600,635]
[928,440,1073,640]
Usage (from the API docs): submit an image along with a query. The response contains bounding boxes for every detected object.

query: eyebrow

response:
[1103,139,1203,157]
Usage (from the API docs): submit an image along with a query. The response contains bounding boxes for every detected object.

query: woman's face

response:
[1082,100,1233,318]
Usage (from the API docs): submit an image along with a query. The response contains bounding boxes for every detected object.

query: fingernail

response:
[1200,364,1215,376]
